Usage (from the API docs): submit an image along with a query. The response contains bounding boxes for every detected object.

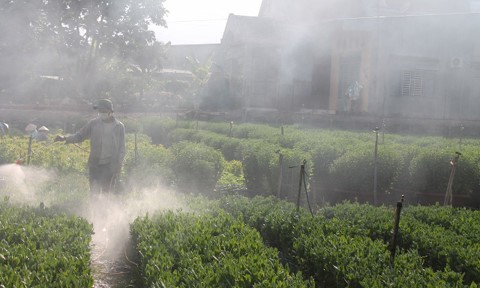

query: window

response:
[402,70,423,97]
[397,68,435,97]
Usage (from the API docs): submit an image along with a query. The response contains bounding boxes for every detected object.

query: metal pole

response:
[444,152,461,206]
[302,163,314,216]
[373,127,380,205]
[390,195,404,265]
[27,134,33,165]
[297,162,304,211]
[277,152,284,198]
[134,132,138,166]
[381,119,386,144]
[459,124,464,150]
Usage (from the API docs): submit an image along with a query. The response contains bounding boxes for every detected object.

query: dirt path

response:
[86,189,183,287]
[90,224,139,288]
[87,187,185,287]
[87,194,140,288]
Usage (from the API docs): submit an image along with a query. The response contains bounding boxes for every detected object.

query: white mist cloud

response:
[88,185,186,258]
[0,163,55,204]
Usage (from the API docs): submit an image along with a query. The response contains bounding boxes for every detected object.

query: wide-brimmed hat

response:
[93,99,114,112]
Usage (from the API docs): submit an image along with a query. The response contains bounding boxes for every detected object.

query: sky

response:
[153,0,263,45]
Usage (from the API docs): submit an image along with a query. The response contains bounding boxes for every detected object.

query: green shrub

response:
[408,148,478,195]
[329,144,404,198]
[124,133,174,187]
[217,160,245,188]
[131,210,312,287]
[139,116,180,145]
[171,141,225,194]
[0,200,93,287]
[237,140,279,196]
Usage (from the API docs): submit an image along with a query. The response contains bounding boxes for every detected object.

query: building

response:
[215,0,480,129]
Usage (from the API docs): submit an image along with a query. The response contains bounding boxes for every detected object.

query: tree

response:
[0,0,168,105]
[127,41,167,99]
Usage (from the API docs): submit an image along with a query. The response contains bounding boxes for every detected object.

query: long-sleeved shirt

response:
[66,117,125,172]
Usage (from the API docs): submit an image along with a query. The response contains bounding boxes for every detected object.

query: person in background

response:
[33,126,49,141]
[55,99,125,193]
[0,122,9,137]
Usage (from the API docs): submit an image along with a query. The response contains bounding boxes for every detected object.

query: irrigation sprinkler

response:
[389,195,404,265]
[444,151,461,206]
[373,127,380,206]
[294,159,314,216]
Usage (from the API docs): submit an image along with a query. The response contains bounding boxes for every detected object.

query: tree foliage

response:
[0,0,168,105]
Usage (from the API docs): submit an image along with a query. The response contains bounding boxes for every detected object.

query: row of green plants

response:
[136,118,480,205]
[403,204,480,243]
[130,209,313,287]
[318,202,480,284]
[4,117,478,204]
[0,199,93,287]
[3,191,477,287]
[215,195,473,287]
[0,134,236,195]
[2,155,478,287]
[3,117,480,287]
[0,191,479,287]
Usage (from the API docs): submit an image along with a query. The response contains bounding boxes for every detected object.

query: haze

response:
[154,0,262,44]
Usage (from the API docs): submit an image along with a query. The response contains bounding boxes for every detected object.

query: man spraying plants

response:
[55,99,125,194]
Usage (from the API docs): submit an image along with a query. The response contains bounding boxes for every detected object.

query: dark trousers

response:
[89,164,116,194]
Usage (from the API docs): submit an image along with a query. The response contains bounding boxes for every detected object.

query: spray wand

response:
[71,143,89,153]
[53,135,89,152]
